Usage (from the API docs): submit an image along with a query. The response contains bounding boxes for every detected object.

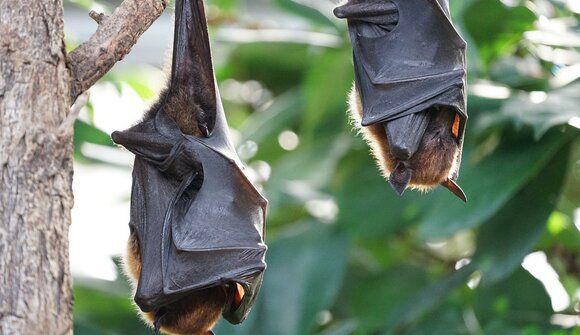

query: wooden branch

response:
[68,0,169,101]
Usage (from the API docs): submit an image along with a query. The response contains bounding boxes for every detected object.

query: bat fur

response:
[348,86,460,193]
[124,229,226,335]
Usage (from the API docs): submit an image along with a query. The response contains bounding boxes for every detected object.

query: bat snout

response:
[388,162,412,196]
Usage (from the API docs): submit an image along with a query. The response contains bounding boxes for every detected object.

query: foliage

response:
[71,0,580,334]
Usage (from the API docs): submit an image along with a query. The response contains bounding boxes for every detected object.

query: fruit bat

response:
[334,0,468,201]
[110,0,268,334]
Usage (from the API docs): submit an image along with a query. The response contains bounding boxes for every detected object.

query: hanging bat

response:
[111,0,267,334]
[334,0,468,201]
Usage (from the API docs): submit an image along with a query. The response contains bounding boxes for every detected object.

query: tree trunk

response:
[0,0,74,334]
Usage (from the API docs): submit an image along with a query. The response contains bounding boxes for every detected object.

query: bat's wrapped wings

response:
[111,0,267,325]
[335,0,468,198]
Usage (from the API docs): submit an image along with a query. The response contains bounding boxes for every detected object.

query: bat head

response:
[348,88,467,201]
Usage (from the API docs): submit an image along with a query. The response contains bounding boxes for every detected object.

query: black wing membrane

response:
[335,0,468,199]
[111,0,267,326]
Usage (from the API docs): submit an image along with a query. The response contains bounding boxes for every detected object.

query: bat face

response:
[349,88,466,201]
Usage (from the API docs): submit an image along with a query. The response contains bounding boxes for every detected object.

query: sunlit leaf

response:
[474,268,553,332]
[463,0,536,66]
[501,83,580,139]
[74,120,115,149]
[473,142,572,283]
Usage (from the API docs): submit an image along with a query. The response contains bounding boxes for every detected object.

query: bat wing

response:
[111,0,267,325]
[336,0,467,180]
[112,110,266,323]
[337,0,467,124]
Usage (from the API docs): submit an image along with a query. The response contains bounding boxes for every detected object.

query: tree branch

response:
[67,0,169,101]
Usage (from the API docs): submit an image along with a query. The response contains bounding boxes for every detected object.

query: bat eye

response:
[395,163,406,173]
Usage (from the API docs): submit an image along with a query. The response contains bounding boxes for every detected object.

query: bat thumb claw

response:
[441,178,467,202]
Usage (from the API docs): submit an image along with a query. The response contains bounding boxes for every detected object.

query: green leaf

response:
[382,264,475,335]
[398,307,470,335]
[335,150,433,239]
[463,0,536,66]
[214,222,348,335]
[74,281,150,334]
[272,0,338,30]
[239,90,303,144]
[501,83,580,139]
[418,129,575,240]
[473,141,571,283]
[225,43,314,94]
[301,49,354,141]
[74,120,115,149]
[319,321,358,335]
[474,268,553,331]
[266,135,351,204]
[349,265,430,334]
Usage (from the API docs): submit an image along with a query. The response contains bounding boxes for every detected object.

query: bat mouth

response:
[383,110,430,160]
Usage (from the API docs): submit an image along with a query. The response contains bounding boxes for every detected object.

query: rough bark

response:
[68,0,168,100]
[0,0,168,332]
[0,0,74,334]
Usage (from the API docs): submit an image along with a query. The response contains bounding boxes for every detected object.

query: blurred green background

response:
[65,0,580,334]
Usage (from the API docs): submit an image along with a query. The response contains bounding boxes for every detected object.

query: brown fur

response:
[348,86,459,191]
[144,72,216,138]
[123,231,227,335]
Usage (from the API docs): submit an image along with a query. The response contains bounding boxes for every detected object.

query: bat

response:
[110,0,268,334]
[334,0,468,201]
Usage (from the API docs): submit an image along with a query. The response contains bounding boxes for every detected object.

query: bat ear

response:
[388,162,412,196]
[334,1,397,19]
[441,178,467,202]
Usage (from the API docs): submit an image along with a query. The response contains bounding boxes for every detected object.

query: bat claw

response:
[441,178,467,202]
[199,122,210,137]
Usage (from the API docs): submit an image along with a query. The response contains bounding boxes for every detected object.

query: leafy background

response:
[65,0,580,334]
